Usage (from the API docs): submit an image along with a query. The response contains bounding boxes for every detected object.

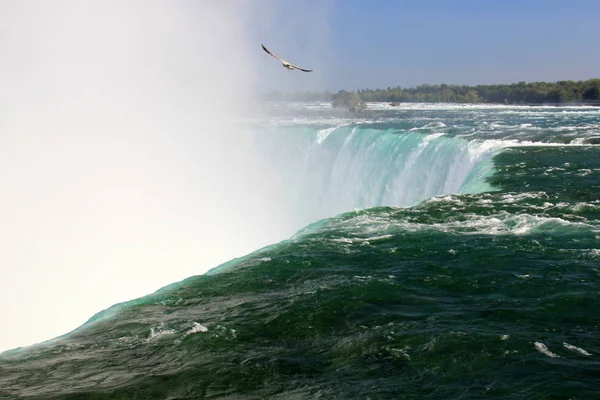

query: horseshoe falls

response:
[254,122,498,230]
[2,103,600,399]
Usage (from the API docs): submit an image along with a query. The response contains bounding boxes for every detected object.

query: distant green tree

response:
[583,79,600,100]
[263,79,600,105]
[463,90,481,103]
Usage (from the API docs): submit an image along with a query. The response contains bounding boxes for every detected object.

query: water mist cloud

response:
[0,0,297,352]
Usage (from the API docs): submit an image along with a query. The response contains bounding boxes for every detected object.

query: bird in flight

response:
[261,44,313,72]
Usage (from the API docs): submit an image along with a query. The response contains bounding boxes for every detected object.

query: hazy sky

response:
[257,0,600,92]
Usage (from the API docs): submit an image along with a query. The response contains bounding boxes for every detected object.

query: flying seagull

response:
[261,44,313,72]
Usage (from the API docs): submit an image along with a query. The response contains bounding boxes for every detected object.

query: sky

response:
[256,0,600,92]
[0,0,598,352]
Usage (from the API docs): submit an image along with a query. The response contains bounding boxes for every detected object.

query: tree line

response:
[262,79,600,105]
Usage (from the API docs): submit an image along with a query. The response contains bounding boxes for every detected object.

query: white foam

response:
[363,234,394,241]
[500,192,548,203]
[424,122,447,128]
[389,347,411,360]
[426,195,465,205]
[185,322,208,336]
[563,342,592,356]
[327,206,598,240]
[316,126,342,144]
[515,274,531,279]
[424,132,446,141]
[534,342,560,358]
[576,169,593,177]
[331,238,353,244]
[147,325,176,342]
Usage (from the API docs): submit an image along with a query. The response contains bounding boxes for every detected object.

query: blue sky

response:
[258,0,600,91]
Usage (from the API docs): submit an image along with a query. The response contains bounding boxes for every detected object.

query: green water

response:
[1,104,599,399]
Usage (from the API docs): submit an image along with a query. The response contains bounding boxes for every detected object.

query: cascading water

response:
[3,103,600,399]
[255,124,501,231]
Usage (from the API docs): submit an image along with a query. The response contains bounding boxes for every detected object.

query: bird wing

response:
[261,44,285,63]
[288,63,313,73]
[261,44,313,72]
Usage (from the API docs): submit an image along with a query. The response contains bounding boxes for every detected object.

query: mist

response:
[0,0,331,352]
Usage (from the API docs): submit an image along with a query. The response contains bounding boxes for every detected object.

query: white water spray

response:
[0,1,298,351]
[256,125,502,228]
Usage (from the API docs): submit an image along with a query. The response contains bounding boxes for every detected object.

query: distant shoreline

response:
[262,79,600,106]
[382,101,600,107]
[263,99,600,107]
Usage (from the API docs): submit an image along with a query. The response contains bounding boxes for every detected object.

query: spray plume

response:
[0,0,297,351]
